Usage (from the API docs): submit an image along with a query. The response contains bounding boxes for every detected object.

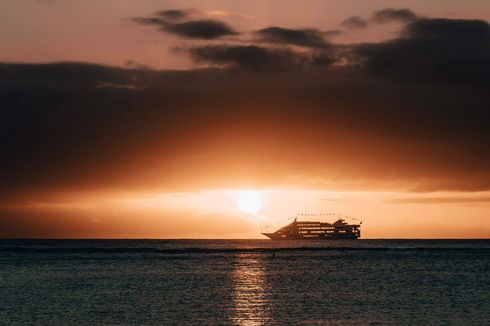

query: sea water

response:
[0,239,489,325]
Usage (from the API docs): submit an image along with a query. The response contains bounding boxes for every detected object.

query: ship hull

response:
[261,233,359,240]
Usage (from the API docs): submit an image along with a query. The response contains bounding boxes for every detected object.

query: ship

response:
[261,217,361,240]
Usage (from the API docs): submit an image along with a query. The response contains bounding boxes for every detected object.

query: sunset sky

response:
[1,0,490,238]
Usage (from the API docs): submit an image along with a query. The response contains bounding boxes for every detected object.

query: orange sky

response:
[3,189,488,238]
[0,0,489,238]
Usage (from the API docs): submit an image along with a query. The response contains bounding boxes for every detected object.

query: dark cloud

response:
[255,27,330,48]
[165,19,237,39]
[353,18,490,84]
[341,16,368,29]
[371,8,418,23]
[405,17,490,40]
[188,45,334,71]
[131,16,169,28]
[132,12,237,39]
[323,30,343,38]
[1,14,490,204]
[156,9,194,21]
[1,56,490,203]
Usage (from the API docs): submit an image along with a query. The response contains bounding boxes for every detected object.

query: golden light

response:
[237,191,262,214]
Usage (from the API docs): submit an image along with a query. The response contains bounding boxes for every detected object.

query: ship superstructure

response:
[261,217,361,240]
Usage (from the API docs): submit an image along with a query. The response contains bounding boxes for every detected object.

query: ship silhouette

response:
[262,217,361,240]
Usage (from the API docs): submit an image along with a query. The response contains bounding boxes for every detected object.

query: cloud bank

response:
[1,8,490,205]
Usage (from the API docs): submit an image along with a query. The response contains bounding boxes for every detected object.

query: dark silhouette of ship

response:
[262,217,361,240]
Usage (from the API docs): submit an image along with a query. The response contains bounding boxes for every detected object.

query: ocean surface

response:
[0,239,489,325]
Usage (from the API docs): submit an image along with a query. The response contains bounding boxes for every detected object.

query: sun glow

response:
[237,191,263,214]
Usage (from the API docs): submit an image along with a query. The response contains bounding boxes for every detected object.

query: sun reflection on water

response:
[231,254,271,325]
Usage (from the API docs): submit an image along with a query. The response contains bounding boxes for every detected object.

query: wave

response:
[1,246,489,254]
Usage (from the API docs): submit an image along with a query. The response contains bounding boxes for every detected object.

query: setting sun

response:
[237,191,262,214]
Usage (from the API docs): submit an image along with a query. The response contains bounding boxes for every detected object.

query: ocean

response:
[0,239,489,325]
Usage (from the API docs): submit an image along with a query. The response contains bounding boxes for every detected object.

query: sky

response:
[1,0,490,238]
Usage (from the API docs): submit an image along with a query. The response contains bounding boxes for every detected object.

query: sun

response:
[237,191,262,214]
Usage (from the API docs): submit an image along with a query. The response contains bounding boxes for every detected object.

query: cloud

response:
[2,14,490,204]
[371,8,419,24]
[188,45,334,71]
[353,18,490,84]
[339,8,418,30]
[323,30,343,38]
[255,27,330,48]
[405,17,490,40]
[132,10,237,39]
[156,9,195,21]
[166,19,237,39]
[131,16,169,28]
[1,55,490,203]
[341,16,368,29]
